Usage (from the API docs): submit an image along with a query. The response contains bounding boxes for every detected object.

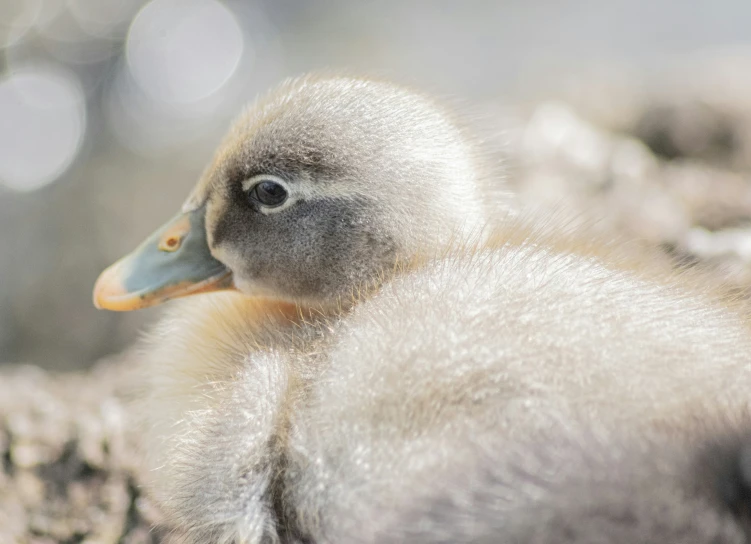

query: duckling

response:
[93,74,751,543]
[94,74,510,542]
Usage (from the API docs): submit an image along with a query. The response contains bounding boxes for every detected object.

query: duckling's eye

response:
[248,180,288,207]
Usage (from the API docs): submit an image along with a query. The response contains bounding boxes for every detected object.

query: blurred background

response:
[3,0,751,370]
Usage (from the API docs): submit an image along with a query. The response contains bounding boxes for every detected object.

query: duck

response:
[93,74,751,543]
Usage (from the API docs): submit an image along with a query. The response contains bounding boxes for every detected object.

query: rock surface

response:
[0,359,165,544]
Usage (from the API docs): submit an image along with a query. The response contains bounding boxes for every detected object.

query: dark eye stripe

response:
[249,179,288,207]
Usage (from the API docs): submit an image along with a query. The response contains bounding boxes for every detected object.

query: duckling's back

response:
[285,229,751,542]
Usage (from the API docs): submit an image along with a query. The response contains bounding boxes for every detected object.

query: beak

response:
[93,206,233,311]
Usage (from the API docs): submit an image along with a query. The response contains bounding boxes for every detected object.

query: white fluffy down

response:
[133,75,751,544]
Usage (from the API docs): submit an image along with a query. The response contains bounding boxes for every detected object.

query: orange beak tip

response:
[93,262,130,311]
[92,268,148,312]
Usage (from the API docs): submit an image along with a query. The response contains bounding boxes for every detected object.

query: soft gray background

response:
[1,0,750,369]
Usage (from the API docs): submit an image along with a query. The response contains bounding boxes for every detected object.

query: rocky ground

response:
[0,358,165,544]
[3,61,751,542]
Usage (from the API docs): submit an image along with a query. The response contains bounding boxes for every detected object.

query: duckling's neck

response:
[221,293,342,324]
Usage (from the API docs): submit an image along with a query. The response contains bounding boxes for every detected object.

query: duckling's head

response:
[94,75,499,310]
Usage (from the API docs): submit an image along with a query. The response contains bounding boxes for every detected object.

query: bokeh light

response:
[126,0,244,105]
[104,0,266,155]
[0,66,86,191]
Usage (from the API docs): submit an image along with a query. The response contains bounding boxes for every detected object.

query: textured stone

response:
[0,360,164,543]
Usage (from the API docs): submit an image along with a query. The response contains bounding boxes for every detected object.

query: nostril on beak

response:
[159,235,182,252]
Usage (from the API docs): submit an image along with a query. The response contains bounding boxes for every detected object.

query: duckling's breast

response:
[134,292,333,543]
